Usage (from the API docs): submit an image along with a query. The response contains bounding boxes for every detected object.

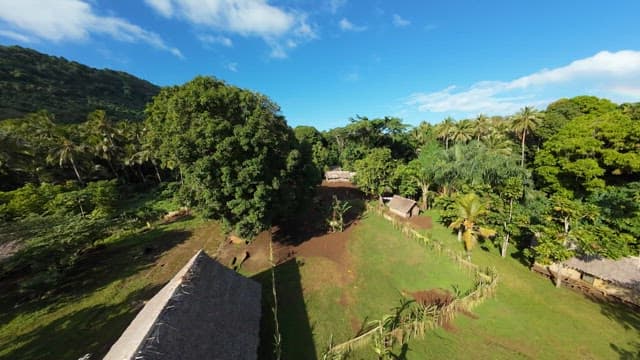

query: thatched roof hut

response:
[388,195,419,218]
[104,250,262,360]
[563,256,640,291]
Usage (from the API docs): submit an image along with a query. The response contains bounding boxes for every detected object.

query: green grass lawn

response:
[403,210,640,359]
[259,209,639,359]
[257,212,476,359]
[0,217,224,360]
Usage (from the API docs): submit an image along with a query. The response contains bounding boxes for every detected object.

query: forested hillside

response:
[0,46,159,123]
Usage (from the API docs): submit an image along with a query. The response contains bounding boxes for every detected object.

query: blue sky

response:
[1,0,640,130]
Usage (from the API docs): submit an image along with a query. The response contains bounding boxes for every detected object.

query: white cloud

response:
[144,0,174,17]
[198,34,233,47]
[227,62,238,72]
[407,50,640,115]
[339,18,366,32]
[328,0,346,14]
[392,14,410,27]
[144,0,316,58]
[0,0,182,57]
[0,29,33,42]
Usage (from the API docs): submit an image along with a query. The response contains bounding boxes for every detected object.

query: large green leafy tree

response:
[534,110,640,197]
[537,96,617,143]
[409,140,446,209]
[144,76,312,239]
[353,148,395,196]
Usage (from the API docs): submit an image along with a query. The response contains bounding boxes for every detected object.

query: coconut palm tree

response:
[83,110,124,178]
[435,117,455,150]
[511,106,542,167]
[48,138,84,184]
[473,114,491,141]
[483,131,514,156]
[450,120,473,144]
[448,193,496,260]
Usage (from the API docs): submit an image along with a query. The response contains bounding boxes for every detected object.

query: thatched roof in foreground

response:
[563,256,640,290]
[104,250,262,360]
[388,195,418,214]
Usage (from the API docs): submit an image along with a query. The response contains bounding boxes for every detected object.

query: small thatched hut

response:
[104,250,262,360]
[387,195,420,218]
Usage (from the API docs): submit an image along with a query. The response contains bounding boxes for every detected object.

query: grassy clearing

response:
[403,210,640,359]
[0,217,224,360]
[256,211,475,359]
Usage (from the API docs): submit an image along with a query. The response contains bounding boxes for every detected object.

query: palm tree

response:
[448,193,496,260]
[511,106,542,167]
[483,131,514,156]
[48,138,84,184]
[83,110,124,178]
[450,120,473,144]
[435,117,455,150]
[410,121,433,151]
[130,148,162,183]
[473,114,491,141]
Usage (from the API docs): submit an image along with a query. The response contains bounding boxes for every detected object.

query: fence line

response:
[324,203,498,357]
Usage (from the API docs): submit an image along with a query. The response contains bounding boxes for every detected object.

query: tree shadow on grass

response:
[0,227,192,326]
[1,283,164,360]
[581,290,640,359]
[273,184,366,246]
[610,341,640,360]
[252,258,316,360]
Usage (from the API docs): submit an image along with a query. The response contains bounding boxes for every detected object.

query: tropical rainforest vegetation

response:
[0,46,159,122]
[0,48,639,358]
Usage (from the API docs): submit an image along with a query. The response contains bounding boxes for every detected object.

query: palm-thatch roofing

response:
[104,250,262,360]
[563,256,640,290]
[388,195,419,217]
[325,169,356,181]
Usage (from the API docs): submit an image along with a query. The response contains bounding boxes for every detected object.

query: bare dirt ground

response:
[216,181,364,278]
[408,288,479,332]
[408,214,433,230]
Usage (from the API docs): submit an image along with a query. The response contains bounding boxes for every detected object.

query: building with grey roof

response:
[104,250,262,360]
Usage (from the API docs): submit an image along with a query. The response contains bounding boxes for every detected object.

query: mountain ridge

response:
[0,45,160,123]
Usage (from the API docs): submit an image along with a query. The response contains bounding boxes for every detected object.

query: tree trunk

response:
[520,129,527,168]
[502,197,514,258]
[153,162,162,183]
[555,264,564,288]
[108,158,119,180]
[501,233,510,258]
[69,156,84,184]
[457,229,462,242]
[466,249,472,261]
[138,165,146,183]
[445,137,449,150]
[421,183,429,209]
[77,199,85,218]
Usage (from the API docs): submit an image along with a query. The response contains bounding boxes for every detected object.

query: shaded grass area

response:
[403,210,640,359]
[254,259,317,360]
[0,217,224,360]
[255,212,475,359]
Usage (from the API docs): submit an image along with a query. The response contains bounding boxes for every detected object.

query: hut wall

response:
[410,206,420,217]
[389,208,409,218]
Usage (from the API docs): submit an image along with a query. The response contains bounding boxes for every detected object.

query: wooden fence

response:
[324,203,499,358]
